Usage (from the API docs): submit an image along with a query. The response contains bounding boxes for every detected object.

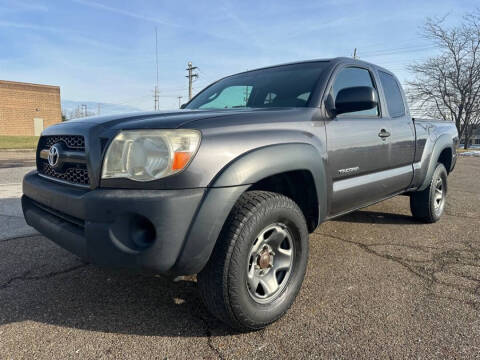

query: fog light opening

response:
[109,213,157,253]
[130,215,156,249]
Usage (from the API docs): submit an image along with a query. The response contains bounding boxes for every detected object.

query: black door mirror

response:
[334,86,377,115]
[180,103,187,109]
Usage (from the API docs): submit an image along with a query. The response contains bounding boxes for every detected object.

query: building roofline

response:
[0,79,60,90]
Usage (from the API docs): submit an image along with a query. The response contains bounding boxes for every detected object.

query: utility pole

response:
[153,27,160,110]
[177,96,183,109]
[353,48,357,59]
[81,104,87,117]
[97,103,102,115]
[186,61,198,100]
[154,86,159,110]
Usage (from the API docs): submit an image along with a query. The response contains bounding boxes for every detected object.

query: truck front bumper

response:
[22,171,211,275]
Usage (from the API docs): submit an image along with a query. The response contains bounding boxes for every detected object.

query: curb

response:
[0,149,36,152]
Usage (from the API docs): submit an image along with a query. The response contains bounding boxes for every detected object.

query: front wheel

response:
[197,191,309,330]
[410,163,448,223]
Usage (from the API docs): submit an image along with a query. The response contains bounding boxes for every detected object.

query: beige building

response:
[0,80,62,136]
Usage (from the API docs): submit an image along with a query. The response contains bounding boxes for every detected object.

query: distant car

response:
[22,58,458,330]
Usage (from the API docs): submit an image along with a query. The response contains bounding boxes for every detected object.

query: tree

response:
[407,12,480,149]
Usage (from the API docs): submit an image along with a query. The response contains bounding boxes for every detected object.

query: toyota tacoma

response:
[22,58,458,330]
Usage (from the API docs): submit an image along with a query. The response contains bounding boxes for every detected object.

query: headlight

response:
[101,129,201,181]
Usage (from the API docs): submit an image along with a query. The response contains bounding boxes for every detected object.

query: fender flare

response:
[172,143,327,275]
[419,134,454,191]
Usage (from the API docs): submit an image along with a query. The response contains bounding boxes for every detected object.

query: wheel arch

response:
[211,143,327,228]
[172,143,327,275]
[418,135,455,191]
[248,170,319,232]
[438,147,453,174]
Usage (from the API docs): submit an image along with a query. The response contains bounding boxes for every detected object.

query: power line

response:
[352,38,427,51]
[197,68,218,83]
[361,45,437,58]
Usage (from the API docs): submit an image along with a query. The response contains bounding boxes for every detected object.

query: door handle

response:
[378,129,391,139]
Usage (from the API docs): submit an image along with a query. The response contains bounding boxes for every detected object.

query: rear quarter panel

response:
[410,119,458,190]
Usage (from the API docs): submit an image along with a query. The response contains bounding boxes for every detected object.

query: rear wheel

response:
[410,163,447,223]
[197,191,309,330]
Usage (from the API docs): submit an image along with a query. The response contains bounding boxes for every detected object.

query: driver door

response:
[325,66,391,216]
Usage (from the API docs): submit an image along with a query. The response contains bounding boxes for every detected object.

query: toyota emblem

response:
[48,144,60,167]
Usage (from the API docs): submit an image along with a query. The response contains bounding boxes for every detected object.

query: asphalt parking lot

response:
[0,157,479,359]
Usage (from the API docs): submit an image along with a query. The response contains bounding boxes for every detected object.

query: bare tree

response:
[407,12,480,149]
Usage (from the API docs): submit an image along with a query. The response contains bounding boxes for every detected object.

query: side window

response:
[199,86,252,109]
[296,92,310,101]
[331,67,379,117]
[264,92,277,105]
[379,71,406,118]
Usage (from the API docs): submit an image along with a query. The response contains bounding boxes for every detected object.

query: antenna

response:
[155,27,159,88]
[154,27,159,110]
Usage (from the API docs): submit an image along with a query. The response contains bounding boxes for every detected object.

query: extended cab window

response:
[379,71,406,117]
[331,67,379,117]
[186,62,328,109]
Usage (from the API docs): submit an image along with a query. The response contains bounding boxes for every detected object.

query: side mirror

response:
[180,103,187,109]
[334,86,377,115]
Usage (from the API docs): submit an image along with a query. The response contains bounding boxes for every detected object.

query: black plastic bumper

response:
[22,171,210,274]
[22,171,250,275]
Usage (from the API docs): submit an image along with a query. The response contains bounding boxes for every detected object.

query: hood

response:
[42,108,308,136]
[43,110,231,135]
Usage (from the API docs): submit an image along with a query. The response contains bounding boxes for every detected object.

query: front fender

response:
[211,143,327,224]
[172,143,327,275]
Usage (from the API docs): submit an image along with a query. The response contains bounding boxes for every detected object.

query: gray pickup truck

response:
[22,57,458,330]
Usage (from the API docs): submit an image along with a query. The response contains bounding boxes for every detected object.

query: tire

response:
[197,191,309,330]
[410,163,448,223]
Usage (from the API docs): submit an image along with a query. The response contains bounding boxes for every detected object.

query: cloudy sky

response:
[0,0,477,111]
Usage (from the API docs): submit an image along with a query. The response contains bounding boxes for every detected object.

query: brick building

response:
[0,80,62,136]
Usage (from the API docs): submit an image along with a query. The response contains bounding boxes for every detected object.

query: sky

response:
[0,0,478,112]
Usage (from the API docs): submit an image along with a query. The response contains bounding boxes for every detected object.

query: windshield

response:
[185,62,328,110]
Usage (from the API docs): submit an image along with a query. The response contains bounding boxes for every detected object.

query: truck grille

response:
[37,135,90,186]
[39,162,90,185]
[42,135,85,150]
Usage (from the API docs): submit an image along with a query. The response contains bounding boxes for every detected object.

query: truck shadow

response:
[0,238,234,337]
[1,225,479,340]
[334,210,420,225]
